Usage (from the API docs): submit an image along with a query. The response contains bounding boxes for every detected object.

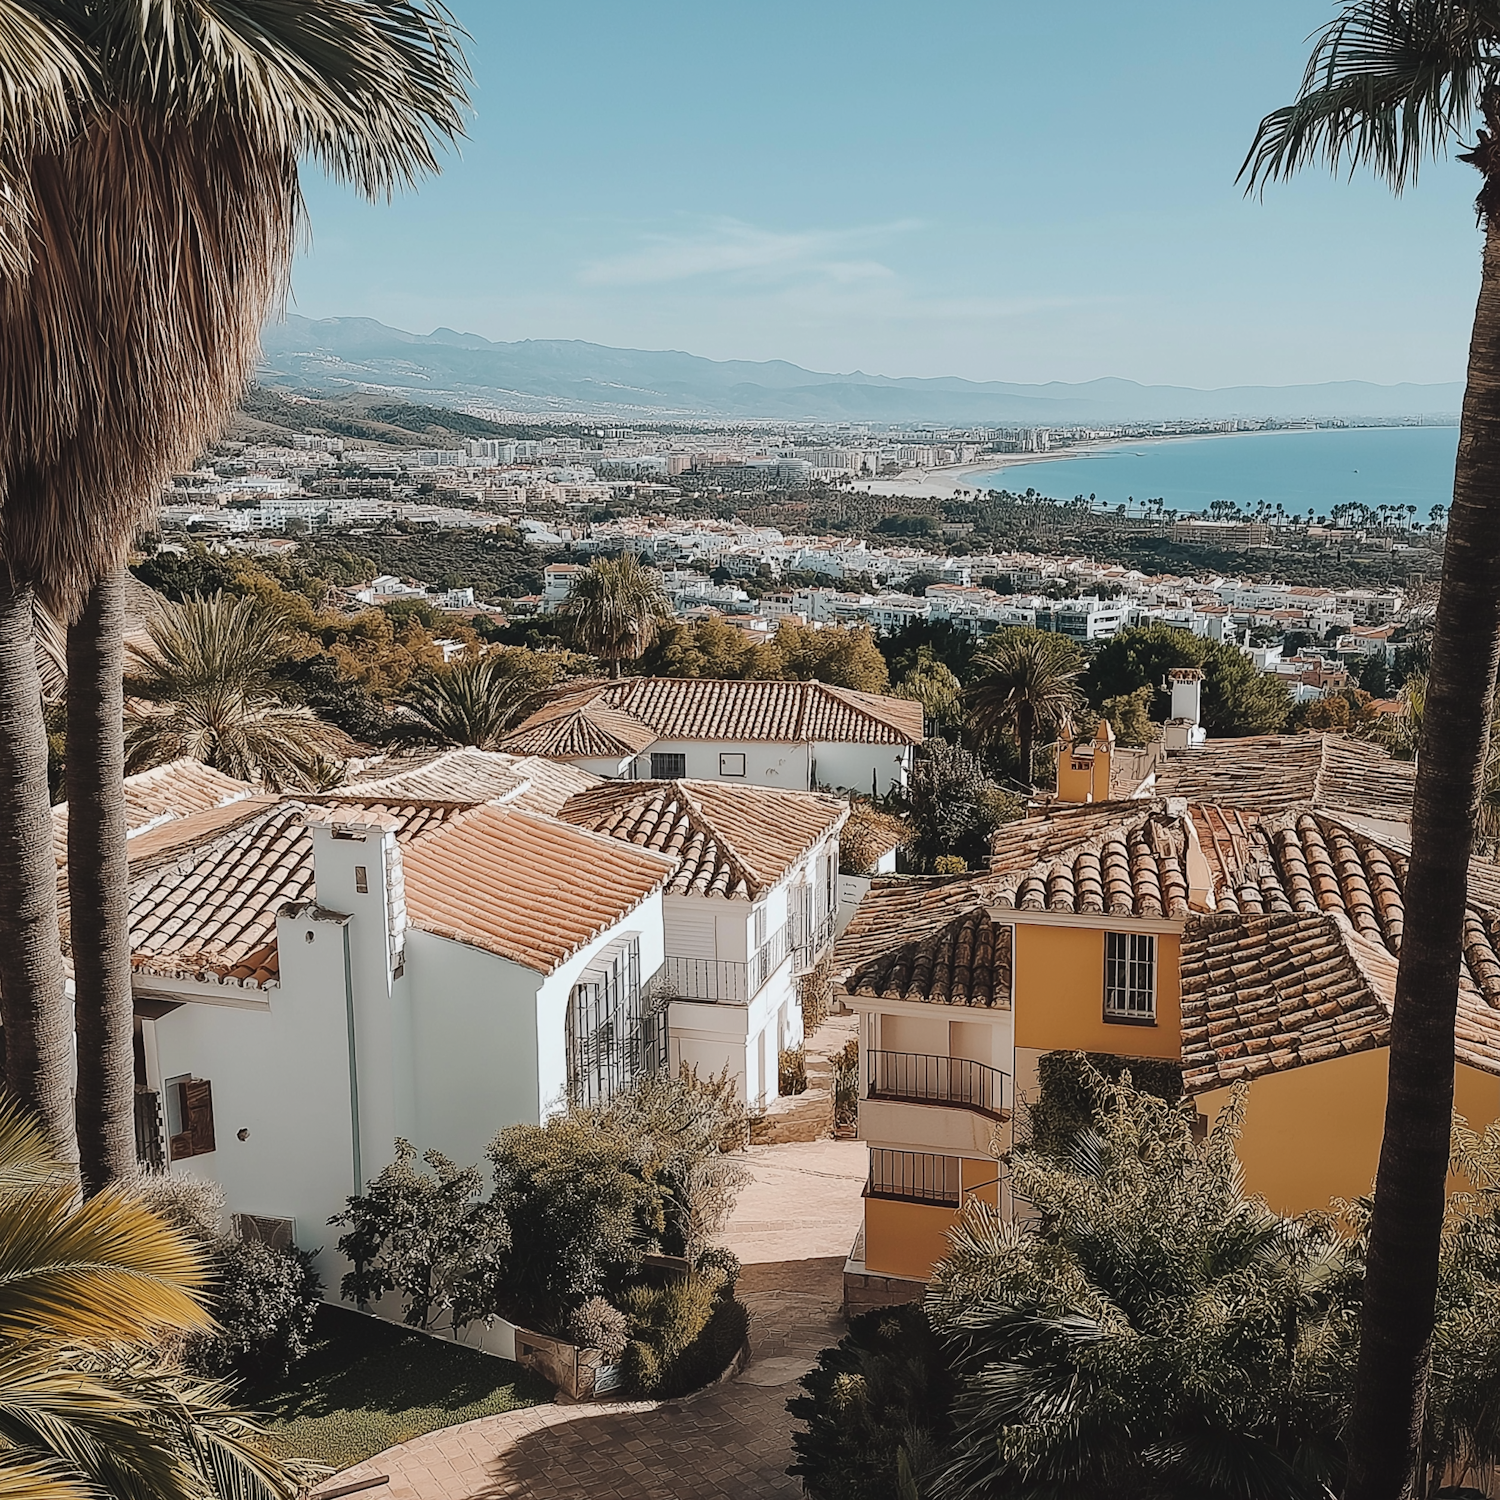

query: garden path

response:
[318,1138,867,1500]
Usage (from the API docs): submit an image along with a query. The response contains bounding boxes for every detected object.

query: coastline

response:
[847,424,1454,501]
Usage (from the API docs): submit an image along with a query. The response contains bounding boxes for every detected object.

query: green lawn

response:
[254,1303,552,1471]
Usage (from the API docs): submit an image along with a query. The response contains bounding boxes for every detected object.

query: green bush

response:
[190,1238,323,1384]
[620,1272,749,1398]
[779,1046,808,1096]
[1026,1049,1184,1156]
[787,1302,954,1500]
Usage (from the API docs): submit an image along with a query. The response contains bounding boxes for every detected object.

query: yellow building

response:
[833,731,1492,1312]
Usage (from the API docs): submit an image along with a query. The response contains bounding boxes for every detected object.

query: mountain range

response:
[256,315,1464,425]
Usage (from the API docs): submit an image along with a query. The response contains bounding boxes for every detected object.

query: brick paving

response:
[322,1140,867,1500]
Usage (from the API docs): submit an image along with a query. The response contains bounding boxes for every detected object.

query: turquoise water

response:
[969,425,1460,517]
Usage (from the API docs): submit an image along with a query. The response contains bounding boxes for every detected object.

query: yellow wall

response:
[1013,923,1181,1060]
[1199,1052,1500,1216]
[862,1158,999,1281]
[1055,746,1111,805]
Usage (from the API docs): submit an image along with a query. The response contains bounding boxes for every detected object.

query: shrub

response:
[832,1039,859,1129]
[332,1139,510,1331]
[788,1303,955,1500]
[191,1238,323,1384]
[129,1169,224,1243]
[620,1273,749,1398]
[693,1245,740,1292]
[569,1296,628,1362]
[779,1046,808,1096]
[1025,1048,1184,1156]
[799,957,834,1035]
[932,854,967,874]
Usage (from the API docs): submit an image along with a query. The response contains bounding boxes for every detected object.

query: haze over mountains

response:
[257,315,1463,426]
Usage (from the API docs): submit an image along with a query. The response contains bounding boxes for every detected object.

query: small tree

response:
[904,740,1023,871]
[1101,684,1156,747]
[332,1140,510,1331]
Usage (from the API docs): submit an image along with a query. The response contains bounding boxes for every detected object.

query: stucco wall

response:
[149,910,358,1283]
[862,1158,997,1280]
[632,740,812,789]
[1012,922,1182,1060]
[1199,1051,1500,1216]
[814,741,911,797]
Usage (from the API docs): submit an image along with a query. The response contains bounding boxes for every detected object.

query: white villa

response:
[557,779,849,1107]
[501,677,923,795]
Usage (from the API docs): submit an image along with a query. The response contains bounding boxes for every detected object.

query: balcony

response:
[790,909,837,973]
[866,1051,1010,1122]
[652,925,790,1005]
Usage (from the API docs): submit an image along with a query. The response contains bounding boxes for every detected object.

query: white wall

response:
[631,740,812,789]
[149,907,361,1284]
[814,741,912,796]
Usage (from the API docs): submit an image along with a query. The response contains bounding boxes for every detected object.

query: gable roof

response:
[121,797,475,989]
[400,805,674,973]
[843,911,1012,1009]
[1180,910,1500,1091]
[556,779,847,900]
[339,747,599,815]
[502,676,924,753]
[53,758,256,862]
[1154,735,1414,825]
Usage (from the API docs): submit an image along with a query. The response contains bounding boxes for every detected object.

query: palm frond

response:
[399,651,552,750]
[1241,0,1500,191]
[558,555,674,671]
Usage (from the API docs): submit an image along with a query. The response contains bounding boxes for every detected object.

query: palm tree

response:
[1244,10,1500,1494]
[966,626,1085,786]
[0,1096,312,1498]
[400,649,555,750]
[124,592,352,788]
[559,555,673,677]
[0,4,466,1179]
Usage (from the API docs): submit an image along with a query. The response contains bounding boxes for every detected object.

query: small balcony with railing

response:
[790,907,837,974]
[650,923,791,1005]
[865,1050,1010,1123]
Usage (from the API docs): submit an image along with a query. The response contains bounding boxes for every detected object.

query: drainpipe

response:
[341,921,362,1196]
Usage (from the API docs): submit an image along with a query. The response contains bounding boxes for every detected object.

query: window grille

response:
[1104,931,1156,1020]
[650,753,686,779]
[567,940,665,1108]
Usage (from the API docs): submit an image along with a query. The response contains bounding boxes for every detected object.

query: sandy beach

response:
[849,430,1268,500]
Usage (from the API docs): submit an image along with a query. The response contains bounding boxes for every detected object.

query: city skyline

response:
[288,0,1483,390]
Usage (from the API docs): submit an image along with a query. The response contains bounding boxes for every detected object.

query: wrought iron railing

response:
[867,1148,961,1206]
[790,909,837,972]
[866,1050,1009,1120]
[653,925,790,1004]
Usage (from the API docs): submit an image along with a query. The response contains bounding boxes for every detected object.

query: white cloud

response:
[578,217,915,287]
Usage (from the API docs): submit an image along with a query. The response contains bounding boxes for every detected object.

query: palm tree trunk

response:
[1342,213,1500,1500]
[1018,705,1035,788]
[0,573,77,1169]
[68,569,134,1194]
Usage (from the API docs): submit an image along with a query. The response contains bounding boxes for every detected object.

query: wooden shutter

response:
[169,1079,216,1159]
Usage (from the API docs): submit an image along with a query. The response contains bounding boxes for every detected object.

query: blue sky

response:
[288,0,1481,389]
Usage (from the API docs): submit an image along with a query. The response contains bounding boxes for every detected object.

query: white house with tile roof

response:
[501,677,923,795]
[557,779,849,1108]
[120,795,673,1285]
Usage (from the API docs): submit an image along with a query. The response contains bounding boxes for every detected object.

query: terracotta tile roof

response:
[53,759,256,861]
[844,910,1012,1008]
[1154,734,1414,823]
[338,748,599,815]
[556,779,847,900]
[499,698,659,758]
[1180,911,1500,1090]
[834,872,1001,983]
[121,797,475,989]
[503,676,923,753]
[400,805,675,974]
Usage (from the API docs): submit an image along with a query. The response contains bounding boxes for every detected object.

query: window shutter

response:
[175,1079,216,1157]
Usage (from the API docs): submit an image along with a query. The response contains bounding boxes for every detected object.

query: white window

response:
[719,751,746,777]
[1105,931,1156,1022]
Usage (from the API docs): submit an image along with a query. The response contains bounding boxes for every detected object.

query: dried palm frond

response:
[0,0,470,615]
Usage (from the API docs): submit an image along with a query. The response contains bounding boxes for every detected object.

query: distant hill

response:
[256,315,1465,425]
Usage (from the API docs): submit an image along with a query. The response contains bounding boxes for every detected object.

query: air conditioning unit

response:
[232,1213,296,1252]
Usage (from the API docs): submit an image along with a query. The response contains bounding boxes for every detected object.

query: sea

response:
[966,425,1460,518]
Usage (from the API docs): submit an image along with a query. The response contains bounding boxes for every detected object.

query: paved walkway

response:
[324,1139,867,1500]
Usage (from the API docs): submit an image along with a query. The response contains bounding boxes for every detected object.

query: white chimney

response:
[1169,668,1203,726]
